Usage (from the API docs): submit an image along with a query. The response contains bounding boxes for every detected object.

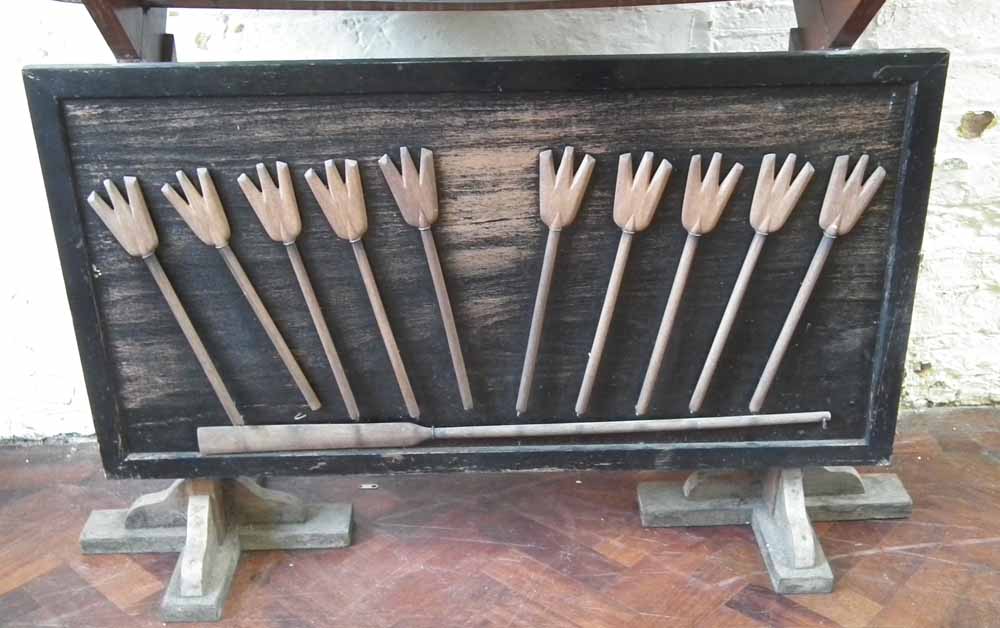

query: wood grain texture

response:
[23,53,947,477]
[67,87,902,445]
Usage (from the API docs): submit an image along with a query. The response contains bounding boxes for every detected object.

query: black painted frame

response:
[24,51,947,479]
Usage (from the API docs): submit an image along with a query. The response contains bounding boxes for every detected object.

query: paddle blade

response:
[681,153,744,235]
[87,177,159,258]
[818,155,887,236]
[305,159,369,241]
[237,161,302,244]
[379,147,439,229]
[612,152,672,233]
[161,168,231,247]
[748,154,815,234]
[539,146,596,230]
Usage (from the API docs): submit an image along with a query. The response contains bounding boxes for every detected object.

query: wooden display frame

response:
[24,51,946,479]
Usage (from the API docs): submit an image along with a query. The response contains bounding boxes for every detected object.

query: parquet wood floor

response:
[0,408,998,627]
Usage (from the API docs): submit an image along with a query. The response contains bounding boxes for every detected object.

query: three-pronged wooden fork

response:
[576,151,672,416]
[162,167,321,412]
[378,147,473,411]
[305,158,420,420]
[517,147,596,416]
[237,161,359,420]
[636,153,743,416]
[749,154,886,412]
[88,176,243,426]
[688,154,815,413]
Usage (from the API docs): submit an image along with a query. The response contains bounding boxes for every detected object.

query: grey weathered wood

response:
[79,478,353,621]
[638,465,912,593]
[197,410,829,454]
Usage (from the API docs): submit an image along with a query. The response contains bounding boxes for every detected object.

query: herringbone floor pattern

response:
[0,408,998,627]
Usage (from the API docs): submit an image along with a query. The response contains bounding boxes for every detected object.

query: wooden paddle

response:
[237,161,359,420]
[575,152,672,416]
[199,410,830,454]
[749,154,886,412]
[87,177,243,426]
[688,154,814,413]
[304,158,420,419]
[161,168,321,412]
[636,153,743,416]
[378,147,473,411]
[516,147,596,415]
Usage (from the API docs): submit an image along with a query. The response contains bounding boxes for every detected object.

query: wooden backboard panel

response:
[24,52,946,478]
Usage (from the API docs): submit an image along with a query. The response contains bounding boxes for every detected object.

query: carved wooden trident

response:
[749,154,885,412]
[517,147,596,415]
[635,153,743,416]
[87,177,243,426]
[237,162,359,420]
[161,168,321,412]
[576,152,672,416]
[378,148,473,410]
[689,154,815,413]
[305,158,420,419]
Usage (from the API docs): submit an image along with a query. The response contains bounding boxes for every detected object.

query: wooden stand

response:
[79,478,352,622]
[638,467,911,594]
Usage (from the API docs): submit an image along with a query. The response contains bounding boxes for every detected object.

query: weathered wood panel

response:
[25,53,947,477]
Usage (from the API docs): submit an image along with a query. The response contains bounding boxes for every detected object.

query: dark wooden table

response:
[1,406,997,627]
[62,0,885,62]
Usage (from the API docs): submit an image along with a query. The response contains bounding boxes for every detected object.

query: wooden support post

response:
[792,0,886,50]
[81,0,174,62]
[638,465,912,594]
[80,478,353,622]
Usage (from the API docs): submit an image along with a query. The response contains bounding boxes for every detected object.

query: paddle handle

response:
[421,228,473,410]
[198,411,829,455]
[516,228,560,415]
[144,254,243,426]
[576,230,633,416]
[635,233,699,415]
[218,245,321,412]
[689,232,766,413]
[750,233,835,412]
[352,239,420,419]
[285,242,359,418]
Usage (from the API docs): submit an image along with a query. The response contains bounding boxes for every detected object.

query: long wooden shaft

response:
[284,242,358,419]
[420,228,473,410]
[198,410,830,455]
[516,228,560,416]
[635,233,699,416]
[351,239,420,419]
[576,231,633,416]
[143,254,243,426]
[689,232,767,413]
[218,245,321,412]
[750,233,835,413]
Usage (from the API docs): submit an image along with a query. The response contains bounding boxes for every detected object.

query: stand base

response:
[638,467,911,594]
[80,478,352,622]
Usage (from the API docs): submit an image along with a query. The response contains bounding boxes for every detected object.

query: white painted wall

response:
[2,0,996,439]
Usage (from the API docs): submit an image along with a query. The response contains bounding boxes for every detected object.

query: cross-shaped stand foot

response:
[80,478,352,622]
[638,467,911,594]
